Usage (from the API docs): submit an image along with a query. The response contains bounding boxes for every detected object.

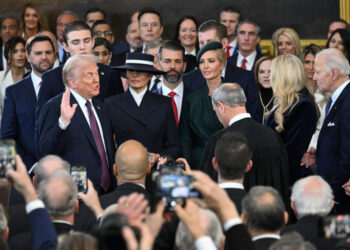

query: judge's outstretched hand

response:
[60,88,77,126]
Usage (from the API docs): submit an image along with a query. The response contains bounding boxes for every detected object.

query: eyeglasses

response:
[94,31,113,37]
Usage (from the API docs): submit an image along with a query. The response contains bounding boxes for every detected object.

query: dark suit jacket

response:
[182,62,261,121]
[227,50,262,70]
[10,220,70,250]
[105,90,182,158]
[253,237,279,250]
[100,182,149,209]
[265,88,318,184]
[223,187,246,214]
[37,63,124,117]
[224,224,255,250]
[281,215,339,250]
[37,93,116,191]
[1,74,37,168]
[111,40,131,55]
[200,117,290,205]
[317,83,350,214]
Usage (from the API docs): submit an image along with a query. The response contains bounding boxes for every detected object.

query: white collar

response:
[218,182,244,190]
[52,220,73,226]
[252,234,281,241]
[237,51,257,70]
[185,48,196,56]
[229,113,251,126]
[30,71,41,86]
[330,79,350,110]
[228,39,237,48]
[129,87,147,106]
[119,182,145,189]
[161,81,184,97]
[70,88,89,107]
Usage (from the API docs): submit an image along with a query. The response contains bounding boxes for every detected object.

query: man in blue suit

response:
[1,35,55,169]
[37,21,124,117]
[182,20,260,121]
[312,48,350,213]
[37,54,116,193]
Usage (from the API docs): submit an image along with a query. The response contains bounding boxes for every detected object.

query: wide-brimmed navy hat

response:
[113,52,165,74]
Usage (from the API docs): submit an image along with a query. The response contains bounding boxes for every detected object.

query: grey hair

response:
[291,175,334,218]
[316,48,350,76]
[269,232,316,250]
[242,186,285,232]
[0,205,7,236]
[63,54,98,86]
[236,18,261,36]
[144,38,163,53]
[34,155,70,187]
[38,168,77,218]
[57,10,79,23]
[175,208,223,250]
[212,83,246,107]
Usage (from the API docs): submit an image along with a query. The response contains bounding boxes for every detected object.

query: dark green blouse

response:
[180,84,223,169]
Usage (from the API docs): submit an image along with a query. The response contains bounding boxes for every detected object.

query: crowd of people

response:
[0,3,350,250]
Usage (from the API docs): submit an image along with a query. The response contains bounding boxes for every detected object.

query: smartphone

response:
[322,214,350,238]
[0,140,16,178]
[156,174,199,199]
[70,166,88,194]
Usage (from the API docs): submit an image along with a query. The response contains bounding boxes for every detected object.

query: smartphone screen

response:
[156,175,199,198]
[0,140,16,177]
[70,166,88,194]
[323,214,350,238]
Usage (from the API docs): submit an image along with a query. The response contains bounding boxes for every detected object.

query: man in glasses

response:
[91,20,115,44]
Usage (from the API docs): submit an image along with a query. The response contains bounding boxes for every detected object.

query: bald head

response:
[115,140,149,181]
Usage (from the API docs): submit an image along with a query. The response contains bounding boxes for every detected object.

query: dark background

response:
[0,0,340,41]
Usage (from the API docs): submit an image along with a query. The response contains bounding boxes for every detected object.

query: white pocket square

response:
[327,122,335,127]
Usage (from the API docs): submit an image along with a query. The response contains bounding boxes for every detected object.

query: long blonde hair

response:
[272,27,301,57]
[270,54,307,132]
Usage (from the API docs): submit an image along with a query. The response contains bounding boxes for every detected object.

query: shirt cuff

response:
[59,118,70,130]
[25,200,45,214]
[195,236,217,250]
[223,218,242,232]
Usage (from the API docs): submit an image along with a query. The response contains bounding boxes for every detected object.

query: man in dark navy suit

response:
[1,35,55,169]
[106,53,181,165]
[310,48,350,214]
[0,17,20,71]
[155,41,192,127]
[182,20,260,121]
[37,20,124,117]
[227,19,262,71]
[37,54,116,193]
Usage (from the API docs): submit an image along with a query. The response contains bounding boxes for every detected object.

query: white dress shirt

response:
[161,82,184,119]
[236,51,257,71]
[329,79,350,111]
[30,71,42,98]
[129,86,147,106]
[218,182,244,190]
[229,113,251,126]
[185,48,196,56]
[252,234,281,241]
[1,45,6,71]
[227,39,237,57]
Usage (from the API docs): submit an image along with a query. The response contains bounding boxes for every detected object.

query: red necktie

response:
[85,101,110,191]
[241,58,247,70]
[168,91,178,126]
[225,45,232,58]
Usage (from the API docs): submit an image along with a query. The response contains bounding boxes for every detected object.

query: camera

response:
[0,140,16,178]
[70,166,88,194]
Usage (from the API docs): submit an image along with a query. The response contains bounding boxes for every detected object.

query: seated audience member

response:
[182,20,260,121]
[265,54,317,184]
[0,17,20,71]
[270,232,316,250]
[9,168,78,250]
[281,176,339,250]
[57,232,98,250]
[175,201,224,250]
[91,20,115,44]
[173,15,200,72]
[327,19,349,39]
[212,131,252,213]
[242,186,288,250]
[99,140,151,208]
[37,20,124,116]
[219,6,241,57]
[38,54,117,193]
[93,37,112,65]
[253,56,273,124]
[106,53,181,164]
[272,27,301,57]
[6,155,57,250]
[84,7,105,27]
[326,28,350,62]
[228,18,262,71]
[200,83,289,204]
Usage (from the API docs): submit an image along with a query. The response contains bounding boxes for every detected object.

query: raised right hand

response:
[59,88,77,125]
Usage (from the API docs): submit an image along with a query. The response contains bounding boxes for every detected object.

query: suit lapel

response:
[70,95,97,151]
[25,75,38,104]
[139,91,162,117]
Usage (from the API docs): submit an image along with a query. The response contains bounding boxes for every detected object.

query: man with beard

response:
[1,35,55,169]
[155,40,191,127]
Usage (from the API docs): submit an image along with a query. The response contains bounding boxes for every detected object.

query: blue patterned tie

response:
[325,97,333,115]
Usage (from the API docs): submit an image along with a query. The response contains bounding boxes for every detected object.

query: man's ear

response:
[212,157,219,172]
[63,42,69,53]
[74,200,79,214]
[284,211,289,225]
[241,213,247,224]
[113,163,118,176]
[291,201,298,218]
[221,38,229,48]
[245,160,253,173]
[33,176,37,189]
[3,227,9,241]
[147,162,152,174]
